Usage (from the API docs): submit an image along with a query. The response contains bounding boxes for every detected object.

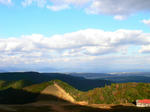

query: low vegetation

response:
[0,80,32,90]
[79,83,150,104]
[0,79,150,105]
[24,81,53,93]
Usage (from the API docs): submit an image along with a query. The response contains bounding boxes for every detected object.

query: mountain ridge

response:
[0,72,111,91]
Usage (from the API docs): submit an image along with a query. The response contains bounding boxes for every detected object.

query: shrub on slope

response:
[81,83,150,104]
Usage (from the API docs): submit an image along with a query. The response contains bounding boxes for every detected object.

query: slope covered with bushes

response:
[80,83,150,104]
[0,79,150,105]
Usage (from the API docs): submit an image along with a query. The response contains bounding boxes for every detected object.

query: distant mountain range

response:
[0,70,7,73]
[69,72,150,83]
[0,72,111,91]
[0,72,150,89]
[69,72,150,78]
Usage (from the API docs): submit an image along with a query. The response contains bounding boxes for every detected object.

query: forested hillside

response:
[0,72,111,91]
[79,83,150,104]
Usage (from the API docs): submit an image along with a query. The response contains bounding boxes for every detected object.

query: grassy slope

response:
[23,80,84,101]
[0,80,32,90]
[24,81,54,93]
[24,80,82,98]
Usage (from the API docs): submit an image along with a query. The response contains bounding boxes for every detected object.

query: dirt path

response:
[40,82,75,103]
[54,82,75,102]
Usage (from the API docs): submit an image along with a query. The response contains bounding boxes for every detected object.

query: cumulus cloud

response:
[1,29,150,71]
[1,29,150,57]
[0,0,11,5]
[1,29,150,54]
[142,19,150,26]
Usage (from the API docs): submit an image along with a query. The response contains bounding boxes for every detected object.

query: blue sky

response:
[0,0,150,72]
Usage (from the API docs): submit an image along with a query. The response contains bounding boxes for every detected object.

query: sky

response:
[0,0,150,73]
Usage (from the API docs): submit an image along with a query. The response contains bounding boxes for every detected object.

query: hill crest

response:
[39,81,75,103]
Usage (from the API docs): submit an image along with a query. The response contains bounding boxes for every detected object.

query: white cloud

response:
[1,29,150,72]
[1,29,150,55]
[47,0,90,11]
[139,45,150,53]
[50,0,91,6]
[22,0,47,7]
[0,0,11,5]
[142,19,150,25]
[87,0,150,18]
[114,15,126,20]
[20,0,150,19]
[47,4,69,11]
[21,0,90,8]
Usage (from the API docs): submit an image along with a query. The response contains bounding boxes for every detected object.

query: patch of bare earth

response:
[89,103,135,109]
[39,83,75,103]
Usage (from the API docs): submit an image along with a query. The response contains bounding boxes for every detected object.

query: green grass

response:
[0,80,32,90]
[24,81,54,93]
